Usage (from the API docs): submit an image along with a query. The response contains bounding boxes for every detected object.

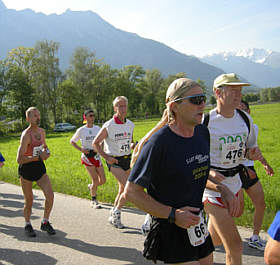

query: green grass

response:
[0,104,279,230]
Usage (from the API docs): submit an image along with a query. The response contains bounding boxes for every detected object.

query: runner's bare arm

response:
[124,181,200,229]
[130,132,137,150]
[92,127,118,164]
[70,139,88,154]
[16,133,39,164]
[254,147,274,176]
[209,169,226,182]
[40,129,50,160]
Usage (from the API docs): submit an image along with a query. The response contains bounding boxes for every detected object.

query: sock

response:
[25,221,31,226]
[42,218,48,224]
[92,196,96,201]
[251,234,259,241]
[114,208,121,213]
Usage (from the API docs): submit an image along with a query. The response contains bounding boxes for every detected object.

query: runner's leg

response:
[85,165,99,197]
[205,202,242,265]
[36,174,54,220]
[110,167,130,209]
[245,181,265,236]
[96,165,106,185]
[20,176,33,223]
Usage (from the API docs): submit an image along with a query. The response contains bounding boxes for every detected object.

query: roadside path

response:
[0,182,267,265]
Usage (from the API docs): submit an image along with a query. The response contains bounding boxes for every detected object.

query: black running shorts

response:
[18,161,46,182]
[143,217,214,264]
[106,155,131,172]
[240,166,259,189]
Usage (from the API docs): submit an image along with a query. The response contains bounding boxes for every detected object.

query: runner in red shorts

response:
[70,110,106,209]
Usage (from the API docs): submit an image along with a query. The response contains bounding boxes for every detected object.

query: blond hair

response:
[25,107,39,118]
[131,78,200,167]
[113,96,128,107]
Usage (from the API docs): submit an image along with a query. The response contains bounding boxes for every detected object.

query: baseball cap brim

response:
[222,82,250,87]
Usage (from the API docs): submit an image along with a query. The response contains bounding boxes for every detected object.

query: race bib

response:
[220,141,245,165]
[33,144,44,157]
[187,211,209,247]
[117,139,131,153]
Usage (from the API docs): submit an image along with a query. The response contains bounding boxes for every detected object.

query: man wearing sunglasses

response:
[139,92,207,236]
[202,73,263,265]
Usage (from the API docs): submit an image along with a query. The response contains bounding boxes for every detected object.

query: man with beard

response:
[17,107,56,237]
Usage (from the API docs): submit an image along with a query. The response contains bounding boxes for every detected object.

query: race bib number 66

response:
[187,211,209,247]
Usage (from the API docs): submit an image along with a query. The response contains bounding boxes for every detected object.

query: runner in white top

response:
[93,96,136,229]
[239,100,274,251]
[70,109,106,209]
[203,73,263,265]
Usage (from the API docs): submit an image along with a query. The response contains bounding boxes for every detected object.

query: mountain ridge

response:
[0,0,224,89]
[201,48,280,88]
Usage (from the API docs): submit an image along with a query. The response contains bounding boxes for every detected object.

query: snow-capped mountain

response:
[201,48,280,88]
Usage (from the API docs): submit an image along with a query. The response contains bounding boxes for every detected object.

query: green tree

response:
[268,87,280,101]
[33,40,62,128]
[142,69,164,115]
[3,47,36,125]
[210,95,216,105]
[66,47,102,116]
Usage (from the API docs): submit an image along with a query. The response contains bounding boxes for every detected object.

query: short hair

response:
[84,109,94,116]
[26,107,39,118]
[241,100,250,111]
[113,96,128,107]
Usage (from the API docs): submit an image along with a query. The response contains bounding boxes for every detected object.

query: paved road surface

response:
[0,181,267,265]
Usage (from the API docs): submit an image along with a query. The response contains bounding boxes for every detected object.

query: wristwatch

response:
[167,207,176,224]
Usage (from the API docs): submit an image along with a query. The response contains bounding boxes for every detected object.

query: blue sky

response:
[2,0,280,57]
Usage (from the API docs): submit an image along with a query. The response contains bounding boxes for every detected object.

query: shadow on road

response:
[214,241,264,257]
[0,248,57,265]
[0,223,152,265]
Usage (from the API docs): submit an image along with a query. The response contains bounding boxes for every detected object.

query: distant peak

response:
[0,0,7,10]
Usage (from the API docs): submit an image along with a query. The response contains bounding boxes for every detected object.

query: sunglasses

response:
[174,94,206,105]
[88,114,94,117]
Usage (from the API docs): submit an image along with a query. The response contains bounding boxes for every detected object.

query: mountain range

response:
[0,0,224,90]
[201,48,280,88]
[0,0,279,90]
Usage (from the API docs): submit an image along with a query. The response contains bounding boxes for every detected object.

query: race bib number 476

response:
[220,141,245,165]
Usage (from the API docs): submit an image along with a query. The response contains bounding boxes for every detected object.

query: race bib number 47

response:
[118,140,130,153]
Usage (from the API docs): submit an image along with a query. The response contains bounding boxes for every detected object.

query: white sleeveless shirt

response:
[102,118,134,156]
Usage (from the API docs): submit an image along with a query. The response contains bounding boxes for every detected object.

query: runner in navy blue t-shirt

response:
[125,78,235,264]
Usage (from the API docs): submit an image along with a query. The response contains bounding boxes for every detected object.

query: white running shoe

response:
[91,199,101,209]
[108,207,115,223]
[141,214,151,236]
[111,209,124,229]
[248,235,266,251]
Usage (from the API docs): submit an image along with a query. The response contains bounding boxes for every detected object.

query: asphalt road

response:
[0,181,267,265]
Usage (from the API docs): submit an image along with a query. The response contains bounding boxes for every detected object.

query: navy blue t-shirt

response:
[128,124,210,209]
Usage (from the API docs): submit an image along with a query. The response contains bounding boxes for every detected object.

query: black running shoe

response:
[25,224,36,237]
[40,221,56,235]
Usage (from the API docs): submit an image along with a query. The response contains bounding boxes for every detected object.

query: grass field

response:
[0,103,279,230]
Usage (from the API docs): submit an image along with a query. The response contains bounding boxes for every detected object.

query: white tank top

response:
[102,118,134,156]
[203,108,257,196]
